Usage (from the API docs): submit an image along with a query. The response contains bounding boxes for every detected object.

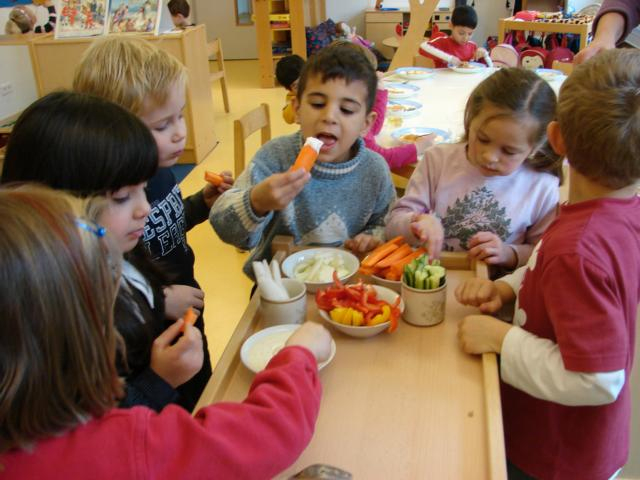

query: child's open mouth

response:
[317,133,337,151]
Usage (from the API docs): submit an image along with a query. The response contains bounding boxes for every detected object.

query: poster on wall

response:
[107,0,162,34]
[55,0,108,38]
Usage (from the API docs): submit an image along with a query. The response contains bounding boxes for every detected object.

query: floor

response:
[179,59,297,366]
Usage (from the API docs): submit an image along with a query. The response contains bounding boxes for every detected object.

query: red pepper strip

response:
[388,311,399,333]
[392,296,401,309]
[332,269,344,288]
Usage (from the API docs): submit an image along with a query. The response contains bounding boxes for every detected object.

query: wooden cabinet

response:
[26,25,216,164]
[498,17,593,51]
[254,0,306,88]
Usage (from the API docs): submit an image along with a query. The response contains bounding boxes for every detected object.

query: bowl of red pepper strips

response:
[315,272,404,338]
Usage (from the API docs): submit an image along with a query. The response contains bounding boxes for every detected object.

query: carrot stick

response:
[204,171,223,186]
[358,265,379,276]
[290,137,323,172]
[374,243,413,269]
[389,247,427,276]
[361,236,405,267]
[180,307,198,333]
[361,243,398,268]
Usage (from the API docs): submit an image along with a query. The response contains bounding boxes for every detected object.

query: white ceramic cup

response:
[259,278,307,328]
[400,280,447,327]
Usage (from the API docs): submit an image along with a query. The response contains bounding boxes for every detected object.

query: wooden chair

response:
[552,60,574,76]
[414,55,435,68]
[389,0,439,71]
[207,38,230,113]
[234,103,271,177]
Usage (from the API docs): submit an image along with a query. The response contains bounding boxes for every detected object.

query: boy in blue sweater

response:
[211,44,396,276]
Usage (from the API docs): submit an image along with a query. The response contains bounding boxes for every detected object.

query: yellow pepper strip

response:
[369,305,391,326]
[330,307,347,324]
[351,309,364,326]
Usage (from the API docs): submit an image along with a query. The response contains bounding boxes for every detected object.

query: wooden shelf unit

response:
[255,0,306,88]
[498,17,593,51]
[25,25,217,164]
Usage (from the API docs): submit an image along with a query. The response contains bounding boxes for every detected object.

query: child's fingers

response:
[479,298,502,314]
[154,319,184,349]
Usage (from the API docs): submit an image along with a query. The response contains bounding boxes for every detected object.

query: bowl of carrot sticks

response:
[358,236,426,293]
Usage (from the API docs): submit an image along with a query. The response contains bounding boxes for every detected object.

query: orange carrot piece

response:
[358,265,379,276]
[374,243,413,269]
[389,247,427,276]
[180,307,198,333]
[361,236,404,267]
[204,171,223,186]
[290,137,322,173]
[361,243,398,268]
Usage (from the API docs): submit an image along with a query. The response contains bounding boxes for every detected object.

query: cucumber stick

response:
[403,254,446,290]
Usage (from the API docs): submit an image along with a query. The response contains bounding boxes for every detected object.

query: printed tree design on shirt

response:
[441,186,511,249]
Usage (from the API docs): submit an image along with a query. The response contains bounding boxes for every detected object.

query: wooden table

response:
[196,243,506,479]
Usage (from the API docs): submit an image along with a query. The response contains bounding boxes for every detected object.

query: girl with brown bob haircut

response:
[0,185,332,478]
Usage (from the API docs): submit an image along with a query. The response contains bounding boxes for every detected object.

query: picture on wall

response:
[55,0,108,38]
[107,0,162,34]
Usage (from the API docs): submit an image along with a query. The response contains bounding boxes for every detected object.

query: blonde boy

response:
[455,49,640,479]
[210,44,396,277]
[73,36,230,411]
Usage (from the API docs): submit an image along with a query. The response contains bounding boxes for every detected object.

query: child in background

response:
[211,44,396,276]
[167,0,193,28]
[0,185,333,478]
[275,54,305,124]
[385,68,561,269]
[330,40,435,170]
[73,36,233,411]
[1,91,204,412]
[455,49,640,479]
[419,5,488,68]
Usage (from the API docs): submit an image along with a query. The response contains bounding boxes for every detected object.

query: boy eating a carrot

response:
[210,44,396,277]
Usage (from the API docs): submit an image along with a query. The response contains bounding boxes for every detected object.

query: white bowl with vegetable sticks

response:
[281,248,359,293]
[401,254,447,327]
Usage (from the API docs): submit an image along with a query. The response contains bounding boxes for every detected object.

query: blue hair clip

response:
[75,219,106,238]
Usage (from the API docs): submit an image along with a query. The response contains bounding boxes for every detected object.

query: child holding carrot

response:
[73,36,233,411]
[0,184,332,478]
[210,43,396,277]
[1,91,203,412]
[385,68,561,270]
[455,49,640,479]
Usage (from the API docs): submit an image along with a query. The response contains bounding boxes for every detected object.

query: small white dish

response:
[449,61,487,74]
[318,285,405,338]
[281,248,359,293]
[386,99,422,118]
[384,82,420,99]
[535,68,565,81]
[391,126,451,145]
[241,324,336,373]
[394,66,435,80]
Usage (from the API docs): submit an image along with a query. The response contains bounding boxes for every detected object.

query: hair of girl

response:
[1,91,158,194]
[463,67,564,182]
[0,185,122,453]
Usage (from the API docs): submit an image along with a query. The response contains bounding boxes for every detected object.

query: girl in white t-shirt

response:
[385,68,562,269]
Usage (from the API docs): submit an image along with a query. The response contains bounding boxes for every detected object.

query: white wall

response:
[0,43,38,120]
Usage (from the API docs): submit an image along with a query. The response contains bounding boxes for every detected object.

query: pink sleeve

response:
[384,156,433,243]
[144,346,321,480]
[594,0,640,43]
[364,88,418,169]
[370,88,388,136]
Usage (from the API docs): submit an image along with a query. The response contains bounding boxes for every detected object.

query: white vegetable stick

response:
[271,259,284,289]
[252,261,288,301]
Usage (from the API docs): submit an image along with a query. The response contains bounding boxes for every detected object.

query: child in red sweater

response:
[0,185,332,479]
[419,5,488,68]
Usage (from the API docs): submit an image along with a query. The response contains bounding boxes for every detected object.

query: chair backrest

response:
[413,54,435,68]
[389,0,439,71]
[234,103,271,177]
[552,60,573,76]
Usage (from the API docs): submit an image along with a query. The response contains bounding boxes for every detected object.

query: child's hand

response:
[449,56,462,66]
[467,232,516,268]
[458,314,512,355]
[203,170,234,208]
[164,284,205,320]
[455,278,503,313]
[150,318,204,388]
[286,322,333,364]
[410,213,444,259]
[413,133,435,156]
[474,47,488,61]
[344,233,381,253]
[250,169,310,216]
